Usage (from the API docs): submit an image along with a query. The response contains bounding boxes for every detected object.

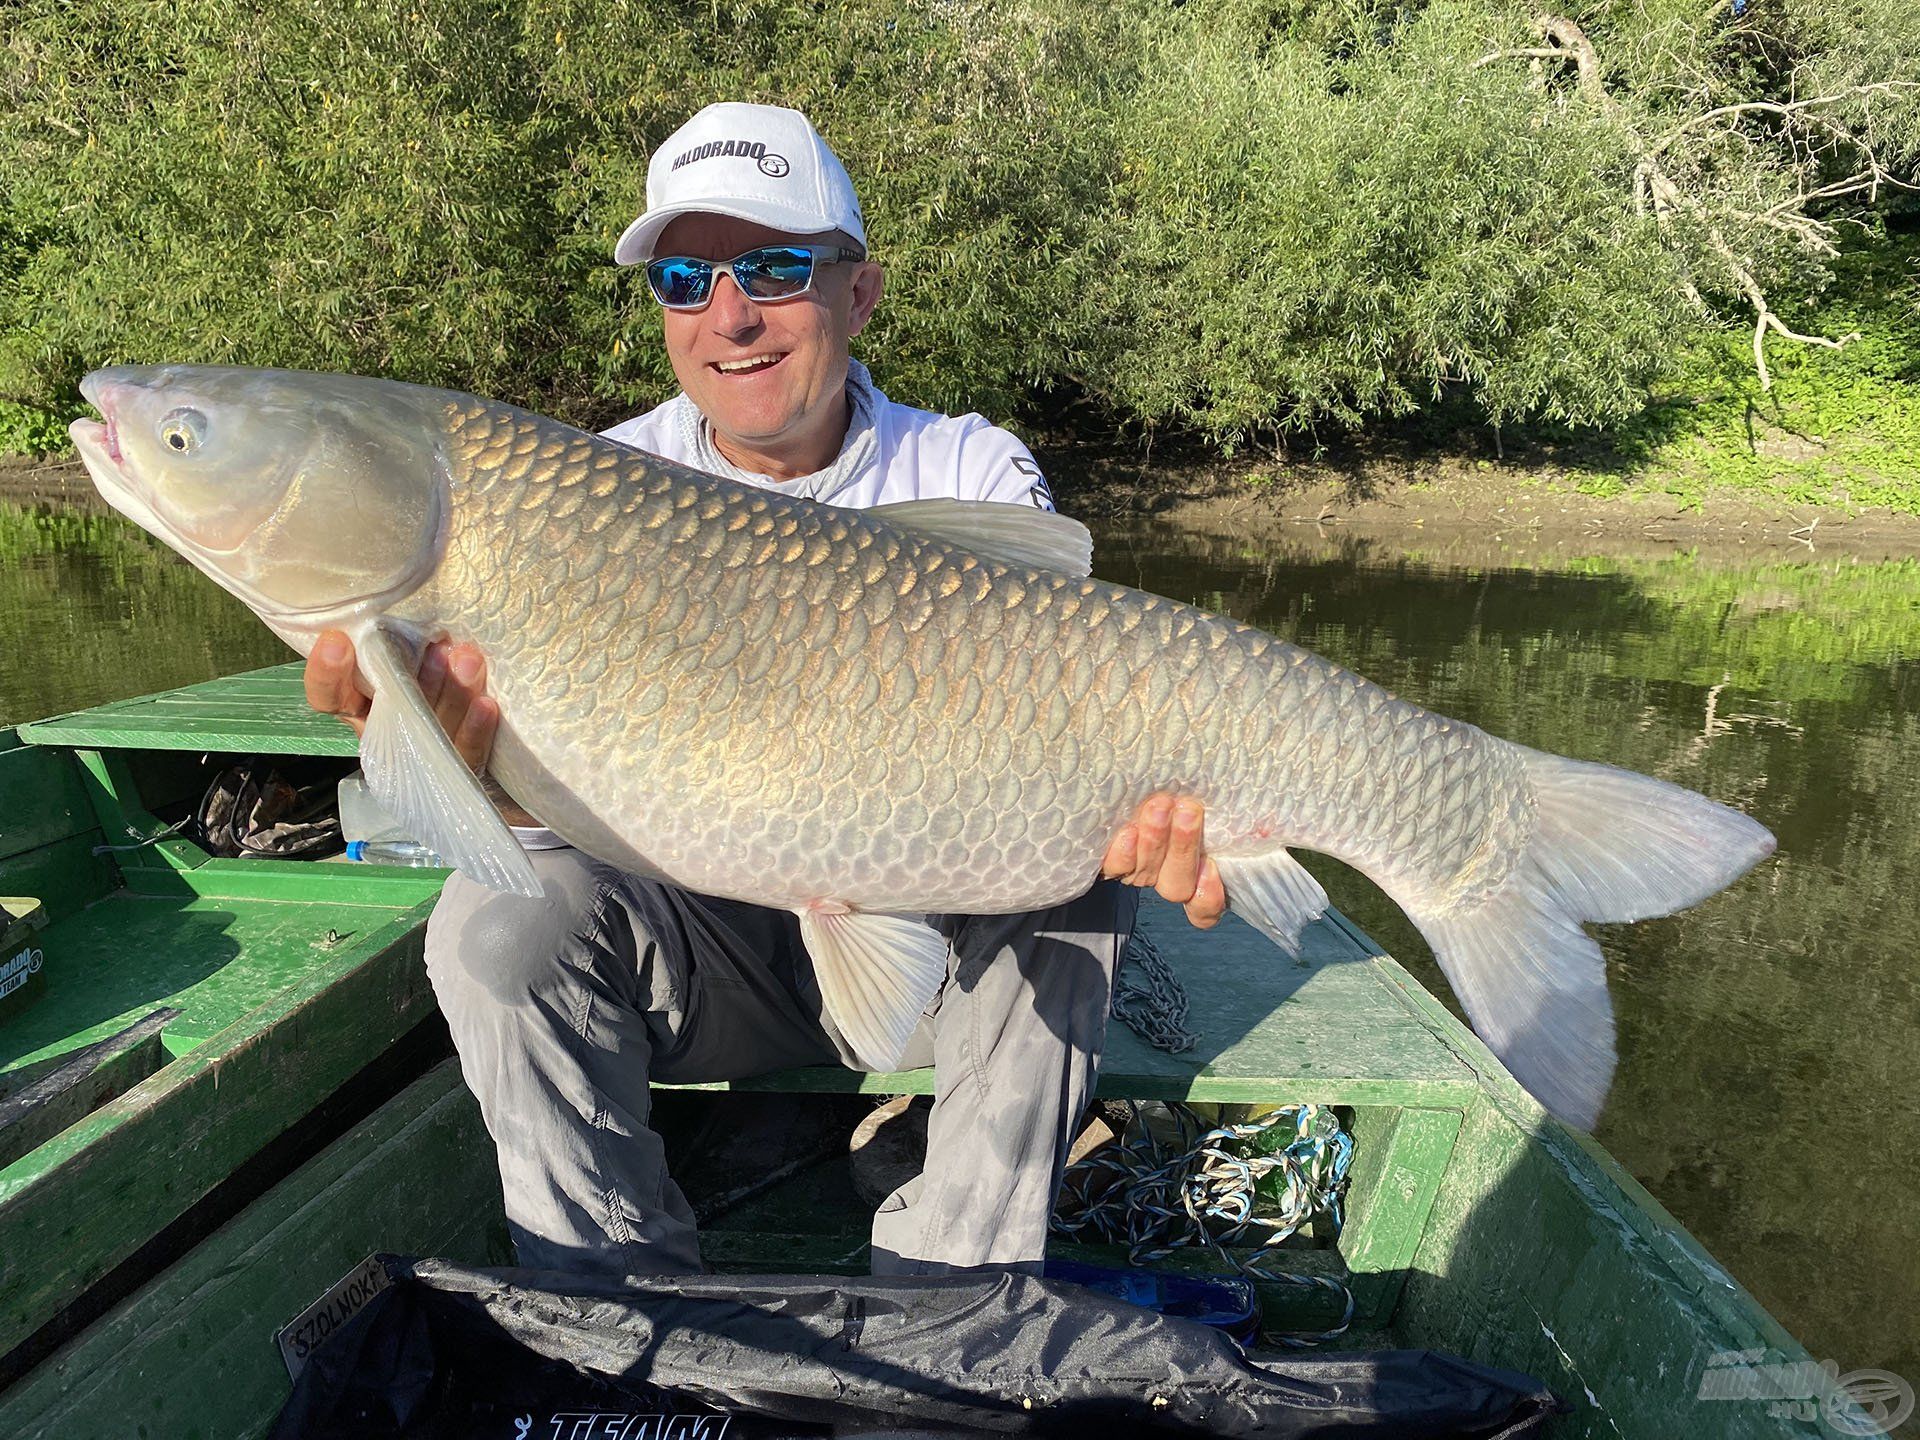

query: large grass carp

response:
[70,365,1774,1127]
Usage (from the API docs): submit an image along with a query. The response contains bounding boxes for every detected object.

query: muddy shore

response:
[10,447,1918,564]
[1044,444,1920,563]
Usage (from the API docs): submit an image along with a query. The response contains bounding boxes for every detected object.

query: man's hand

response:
[1101,793,1226,929]
[301,629,500,775]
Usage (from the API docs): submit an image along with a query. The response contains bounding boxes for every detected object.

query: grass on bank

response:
[1545,240,1920,515]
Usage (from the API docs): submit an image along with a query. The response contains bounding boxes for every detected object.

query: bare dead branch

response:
[1471,47,1566,70]
[1651,83,1920,155]
[1474,13,1897,389]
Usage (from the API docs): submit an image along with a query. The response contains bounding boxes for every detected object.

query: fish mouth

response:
[69,385,198,558]
[70,414,173,547]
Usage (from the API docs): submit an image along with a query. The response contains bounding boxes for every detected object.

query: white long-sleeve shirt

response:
[598,361,1056,512]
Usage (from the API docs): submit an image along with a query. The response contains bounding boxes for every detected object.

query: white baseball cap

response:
[613,103,867,266]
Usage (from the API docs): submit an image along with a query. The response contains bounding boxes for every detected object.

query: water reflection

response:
[0,505,291,727]
[1096,521,1920,1386]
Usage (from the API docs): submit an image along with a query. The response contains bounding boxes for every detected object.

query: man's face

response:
[653,214,883,473]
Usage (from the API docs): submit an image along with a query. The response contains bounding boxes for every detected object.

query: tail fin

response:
[1409,746,1775,1130]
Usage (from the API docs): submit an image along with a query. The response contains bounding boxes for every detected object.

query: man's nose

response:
[706,273,762,337]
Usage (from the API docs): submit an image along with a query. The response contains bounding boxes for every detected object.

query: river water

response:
[1,500,1914,1385]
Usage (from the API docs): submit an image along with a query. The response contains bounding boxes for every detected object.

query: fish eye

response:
[159,407,208,455]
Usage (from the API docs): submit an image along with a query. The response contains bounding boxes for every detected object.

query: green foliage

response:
[1087,0,1694,438]
[0,401,72,455]
[1582,234,1920,512]
[1,0,1916,462]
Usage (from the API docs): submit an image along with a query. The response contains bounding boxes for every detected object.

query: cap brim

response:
[613,199,846,266]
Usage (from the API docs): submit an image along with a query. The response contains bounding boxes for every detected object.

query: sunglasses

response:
[644,244,865,311]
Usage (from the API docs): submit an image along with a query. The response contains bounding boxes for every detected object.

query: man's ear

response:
[847,262,884,339]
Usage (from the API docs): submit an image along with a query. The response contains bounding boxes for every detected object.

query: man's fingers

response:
[1126,794,1175,887]
[1185,857,1226,929]
[417,642,450,712]
[1154,797,1206,905]
[303,630,369,721]
[1101,824,1139,881]
[451,694,499,775]
[448,646,487,697]
[424,647,467,738]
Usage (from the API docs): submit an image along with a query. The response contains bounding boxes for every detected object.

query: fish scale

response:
[72,365,1776,1128]
[416,397,1502,916]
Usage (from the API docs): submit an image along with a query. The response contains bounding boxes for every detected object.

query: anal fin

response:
[1215,848,1329,957]
[796,907,949,1071]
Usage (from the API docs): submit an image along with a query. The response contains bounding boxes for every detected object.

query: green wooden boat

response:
[0,666,1872,1438]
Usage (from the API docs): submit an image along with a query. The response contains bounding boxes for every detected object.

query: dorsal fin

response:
[867,498,1093,577]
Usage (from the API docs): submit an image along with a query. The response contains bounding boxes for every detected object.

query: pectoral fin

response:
[353,621,543,899]
[867,498,1093,577]
[796,906,949,1070]
[1214,848,1329,958]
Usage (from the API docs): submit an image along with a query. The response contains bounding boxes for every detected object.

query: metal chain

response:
[1053,1101,1356,1346]
[1113,930,1199,1053]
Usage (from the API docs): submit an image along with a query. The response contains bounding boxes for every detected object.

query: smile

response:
[712,354,785,376]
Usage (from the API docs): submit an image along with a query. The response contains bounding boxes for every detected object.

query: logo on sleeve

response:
[1012,456,1055,511]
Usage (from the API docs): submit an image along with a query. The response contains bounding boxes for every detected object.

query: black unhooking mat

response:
[269,1258,1565,1439]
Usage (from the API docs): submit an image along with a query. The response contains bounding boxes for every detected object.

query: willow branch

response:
[1476,12,1892,388]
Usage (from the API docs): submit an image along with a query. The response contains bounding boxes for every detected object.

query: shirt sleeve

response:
[952,419,1057,512]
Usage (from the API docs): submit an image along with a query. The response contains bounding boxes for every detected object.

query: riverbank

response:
[16,441,1920,564]
[1047,440,1920,562]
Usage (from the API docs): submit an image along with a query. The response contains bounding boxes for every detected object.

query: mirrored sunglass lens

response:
[732,248,814,300]
[649,259,712,308]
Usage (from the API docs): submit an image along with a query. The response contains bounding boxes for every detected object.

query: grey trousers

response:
[425,846,1136,1279]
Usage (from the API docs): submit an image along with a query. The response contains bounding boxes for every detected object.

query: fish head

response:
[69,365,447,623]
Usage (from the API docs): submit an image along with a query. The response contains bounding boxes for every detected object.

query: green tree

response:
[2,0,1915,450]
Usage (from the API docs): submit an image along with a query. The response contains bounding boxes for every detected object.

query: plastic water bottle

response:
[344,839,444,867]
[338,773,443,867]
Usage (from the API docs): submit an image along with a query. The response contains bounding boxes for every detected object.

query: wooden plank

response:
[0,897,440,1358]
[0,834,116,928]
[0,1010,175,1168]
[20,665,354,758]
[0,737,94,863]
[112,855,449,908]
[667,899,1480,1106]
[25,716,357,756]
[1338,1106,1461,1328]
[171,858,448,908]
[0,1063,502,1440]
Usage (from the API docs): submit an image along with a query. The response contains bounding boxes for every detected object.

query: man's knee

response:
[425,852,641,1018]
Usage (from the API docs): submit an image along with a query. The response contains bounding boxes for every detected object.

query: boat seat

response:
[19,662,359,758]
[676,895,1480,1108]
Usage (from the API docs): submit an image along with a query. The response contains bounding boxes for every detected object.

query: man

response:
[305,103,1222,1277]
